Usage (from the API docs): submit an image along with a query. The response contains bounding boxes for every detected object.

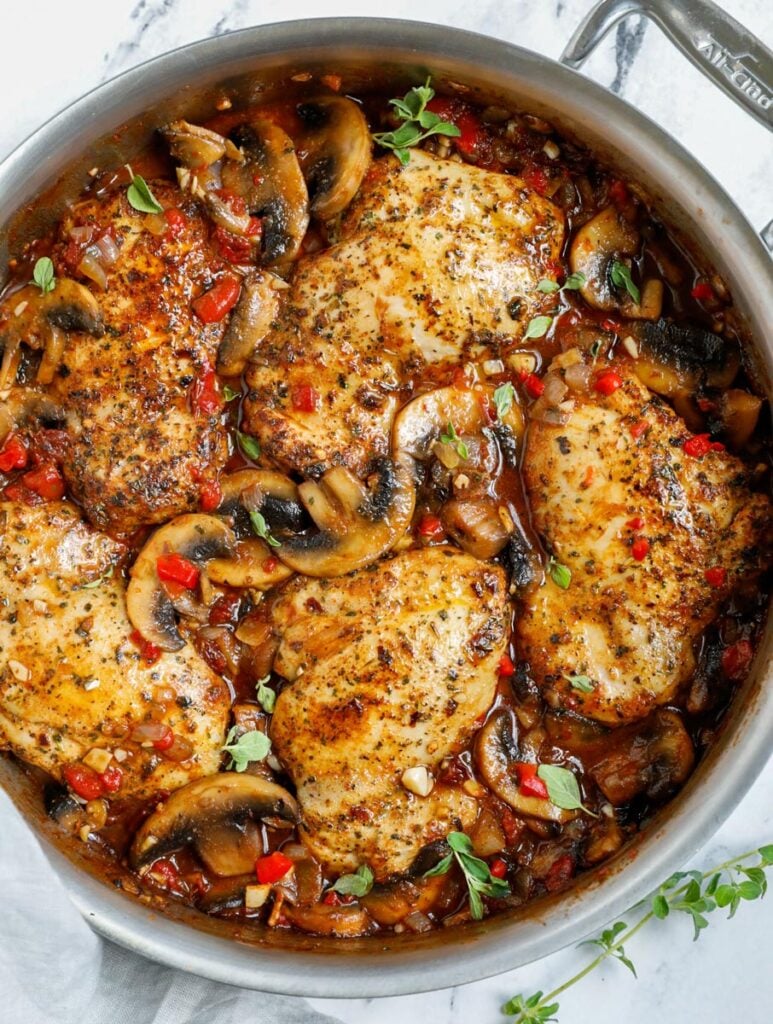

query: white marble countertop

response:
[0,2,771,1023]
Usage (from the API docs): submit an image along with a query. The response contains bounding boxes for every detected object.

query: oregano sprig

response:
[502,843,773,1023]
[372,78,461,165]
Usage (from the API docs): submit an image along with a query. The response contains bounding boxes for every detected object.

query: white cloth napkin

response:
[0,789,341,1024]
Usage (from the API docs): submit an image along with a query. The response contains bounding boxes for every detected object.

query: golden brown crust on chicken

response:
[243,150,563,477]
[0,501,230,796]
[8,183,229,535]
[517,358,771,725]
[269,546,509,879]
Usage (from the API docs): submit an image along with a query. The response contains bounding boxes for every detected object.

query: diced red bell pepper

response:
[156,553,200,589]
[22,462,65,500]
[626,516,645,531]
[721,639,753,681]
[426,97,483,159]
[522,373,545,399]
[262,556,279,573]
[631,536,650,561]
[164,208,187,239]
[515,763,549,800]
[255,851,293,884]
[189,366,223,416]
[594,370,623,396]
[498,654,515,676]
[499,806,523,846]
[630,419,649,440]
[130,629,162,666]
[100,764,123,793]
[291,383,320,413]
[0,433,28,472]
[199,478,222,512]
[208,591,241,627]
[690,281,715,303]
[214,225,254,264]
[149,858,184,892]
[544,853,575,893]
[63,764,105,801]
[682,433,712,458]
[490,857,508,879]
[417,513,445,540]
[608,179,630,206]
[601,317,621,334]
[214,188,247,215]
[322,890,342,906]
[192,275,241,323]
[523,165,550,195]
[704,566,727,589]
[150,724,175,752]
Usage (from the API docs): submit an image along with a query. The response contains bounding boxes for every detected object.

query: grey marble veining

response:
[0,2,771,1022]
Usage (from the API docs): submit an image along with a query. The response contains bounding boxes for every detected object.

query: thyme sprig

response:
[502,844,773,1023]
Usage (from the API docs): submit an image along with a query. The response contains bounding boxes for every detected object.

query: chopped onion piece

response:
[564,362,592,392]
[77,250,108,291]
[542,373,568,405]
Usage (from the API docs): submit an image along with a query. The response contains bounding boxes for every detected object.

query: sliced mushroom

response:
[282,901,372,937]
[0,279,103,386]
[275,454,416,577]
[633,318,740,398]
[393,384,523,460]
[126,514,235,651]
[208,538,293,589]
[362,874,446,927]
[474,708,575,824]
[587,709,695,806]
[221,118,310,264]
[160,119,242,171]
[216,468,308,536]
[570,206,662,320]
[216,272,282,377]
[130,772,300,877]
[295,96,372,219]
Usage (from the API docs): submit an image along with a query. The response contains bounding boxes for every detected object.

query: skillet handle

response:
[560,0,773,133]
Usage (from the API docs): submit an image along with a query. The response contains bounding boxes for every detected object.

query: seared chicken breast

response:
[243,150,564,477]
[517,357,771,725]
[0,183,229,535]
[0,501,230,796]
[269,546,509,879]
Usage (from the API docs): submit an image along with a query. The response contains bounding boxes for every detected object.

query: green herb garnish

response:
[32,257,56,294]
[609,260,641,304]
[537,764,598,817]
[127,172,163,214]
[372,78,461,165]
[502,844,773,1022]
[493,382,516,420]
[236,430,261,460]
[439,421,469,460]
[536,272,586,295]
[589,338,604,363]
[80,566,114,590]
[330,864,375,898]
[221,726,271,772]
[223,385,240,402]
[424,831,510,921]
[523,315,553,340]
[547,555,571,590]
[564,674,595,694]
[249,509,281,548]
[256,676,276,714]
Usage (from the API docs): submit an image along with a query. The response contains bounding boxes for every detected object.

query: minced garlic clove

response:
[401,765,435,797]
